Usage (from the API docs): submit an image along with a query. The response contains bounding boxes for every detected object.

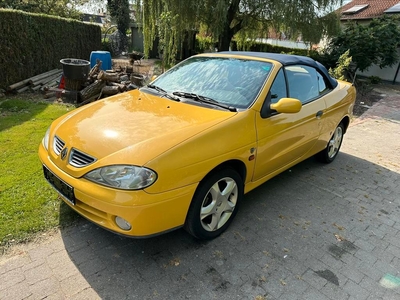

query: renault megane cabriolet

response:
[39,52,356,239]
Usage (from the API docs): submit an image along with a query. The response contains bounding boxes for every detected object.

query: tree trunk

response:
[109,82,127,92]
[218,31,234,51]
[217,0,242,51]
[130,74,145,87]
[79,80,106,102]
[101,86,120,95]
[98,70,119,82]
[89,59,102,78]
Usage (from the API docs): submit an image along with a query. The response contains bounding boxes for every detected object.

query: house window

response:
[342,4,369,14]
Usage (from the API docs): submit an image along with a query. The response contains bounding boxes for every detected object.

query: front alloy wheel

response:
[185,168,243,239]
[317,123,344,163]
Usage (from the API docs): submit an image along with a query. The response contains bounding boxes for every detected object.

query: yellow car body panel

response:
[39,52,356,238]
[46,90,237,179]
[40,143,197,236]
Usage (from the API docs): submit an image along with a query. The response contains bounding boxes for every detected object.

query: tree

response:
[328,50,353,82]
[328,15,400,79]
[106,0,131,53]
[0,0,84,19]
[135,0,342,66]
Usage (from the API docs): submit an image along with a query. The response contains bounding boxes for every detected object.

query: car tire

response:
[185,168,243,240]
[317,122,344,163]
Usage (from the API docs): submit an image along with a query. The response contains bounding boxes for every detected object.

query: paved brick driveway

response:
[1,87,400,300]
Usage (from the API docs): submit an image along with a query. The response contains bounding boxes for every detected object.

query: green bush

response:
[328,50,353,82]
[195,35,215,53]
[368,76,381,84]
[0,9,102,89]
[101,39,114,55]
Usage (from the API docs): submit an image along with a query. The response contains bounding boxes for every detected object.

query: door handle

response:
[316,110,323,118]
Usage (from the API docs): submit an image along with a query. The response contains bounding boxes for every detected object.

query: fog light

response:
[115,216,132,231]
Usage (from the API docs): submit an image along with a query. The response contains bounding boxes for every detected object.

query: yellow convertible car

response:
[39,52,356,239]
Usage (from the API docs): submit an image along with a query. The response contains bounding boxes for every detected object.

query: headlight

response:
[84,165,157,190]
[42,127,50,150]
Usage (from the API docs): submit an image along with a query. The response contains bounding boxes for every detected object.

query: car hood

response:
[51,90,236,173]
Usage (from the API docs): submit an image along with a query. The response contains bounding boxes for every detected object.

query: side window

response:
[317,72,331,94]
[270,68,287,103]
[285,65,319,104]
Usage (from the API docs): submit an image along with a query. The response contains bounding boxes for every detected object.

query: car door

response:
[252,65,327,181]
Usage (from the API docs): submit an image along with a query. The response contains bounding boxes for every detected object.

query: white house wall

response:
[356,49,400,83]
[256,38,309,49]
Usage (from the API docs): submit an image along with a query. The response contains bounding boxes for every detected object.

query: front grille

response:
[53,136,65,155]
[69,148,96,168]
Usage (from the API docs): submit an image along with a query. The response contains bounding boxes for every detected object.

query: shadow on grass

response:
[59,200,83,227]
[0,95,51,132]
[59,152,400,299]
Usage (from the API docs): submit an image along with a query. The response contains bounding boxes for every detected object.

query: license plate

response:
[43,165,76,205]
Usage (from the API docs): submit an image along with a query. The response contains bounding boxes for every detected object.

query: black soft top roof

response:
[218,51,338,89]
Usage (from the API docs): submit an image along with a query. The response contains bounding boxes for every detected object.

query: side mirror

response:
[260,95,302,118]
[151,75,158,81]
[270,98,302,114]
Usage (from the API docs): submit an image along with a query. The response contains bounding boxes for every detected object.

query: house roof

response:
[340,0,400,20]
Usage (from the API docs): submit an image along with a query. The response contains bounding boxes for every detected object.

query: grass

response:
[0,95,80,252]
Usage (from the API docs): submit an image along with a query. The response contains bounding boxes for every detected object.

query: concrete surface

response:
[1,86,400,300]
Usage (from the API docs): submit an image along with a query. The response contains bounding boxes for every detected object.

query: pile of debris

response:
[5,59,148,105]
[6,69,63,94]
[60,59,147,106]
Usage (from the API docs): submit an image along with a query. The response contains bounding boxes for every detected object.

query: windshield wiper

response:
[145,84,180,101]
[172,91,237,112]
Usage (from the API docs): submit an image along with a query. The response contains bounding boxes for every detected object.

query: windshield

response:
[148,56,273,109]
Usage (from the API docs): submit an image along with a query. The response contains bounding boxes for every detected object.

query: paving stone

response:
[0,254,30,275]
[68,287,102,300]
[354,249,378,266]
[27,277,60,300]
[359,276,387,298]
[386,244,400,259]
[0,268,25,292]
[353,238,376,253]
[21,257,45,272]
[320,283,350,300]
[42,292,66,300]
[28,246,54,262]
[24,263,52,285]
[382,290,400,300]
[301,287,330,300]
[343,279,370,300]
[60,274,90,298]
[320,253,344,271]
[357,263,386,282]
[0,280,31,300]
[340,265,365,284]
[301,269,328,290]
[75,257,107,277]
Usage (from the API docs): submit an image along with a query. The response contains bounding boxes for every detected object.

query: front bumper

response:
[39,144,197,237]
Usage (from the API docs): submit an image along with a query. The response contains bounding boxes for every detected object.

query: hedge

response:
[0,9,102,90]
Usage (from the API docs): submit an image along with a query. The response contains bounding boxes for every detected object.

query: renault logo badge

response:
[60,147,68,160]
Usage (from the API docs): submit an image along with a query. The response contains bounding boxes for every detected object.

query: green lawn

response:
[0,96,79,252]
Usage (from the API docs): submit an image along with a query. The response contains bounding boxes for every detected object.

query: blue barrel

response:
[90,51,112,71]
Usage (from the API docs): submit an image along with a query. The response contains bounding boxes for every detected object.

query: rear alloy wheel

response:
[185,169,243,240]
[317,123,344,163]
